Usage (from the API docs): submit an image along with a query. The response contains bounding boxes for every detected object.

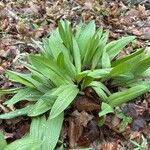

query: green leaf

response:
[47,32,70,60]
[28,90,56,117]
[50,85,79,119]
[90,81,111,95]
[106,36,135,60]
[50,84,74,96]
[28,100,51,117]
[4,138,42,150]
[75,70,90,82]
[99,102,114,117]
[108,83,150,107]
[30,116,47,140]
[6,70,35,88]
[0,131,7,150]
[111,48,144,67]
[141,68,150,77]
[42,38,53,58]
[0,106,33,119]
[77,20,96,58]
[90,81,111,101]
[75,21,84,39]
[101,49,111,68]
[6,70,46,92]
[132,56,150,76]
[57,52,76,79]
[4,88,41,107]
[109,50,143,77]
[43,112,64,150]
[72,37,81,73]
[58,20,73,52]
[93,86,108,101]
[26,64,54,88]
[92,31,109,69]
[83,32,99,66]
[81,76,93,89]
[110,73,135,85]
[29,55,72,86]
[87,68,112,78]
[0,88,21,96]
[116,113,132,132]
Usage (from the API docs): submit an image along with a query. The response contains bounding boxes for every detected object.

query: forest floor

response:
[0,0,150,149]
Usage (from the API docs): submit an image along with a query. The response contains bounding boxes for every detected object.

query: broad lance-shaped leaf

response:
[6,70,46,92]
[91,31,109,69]
[83,32,100,66]
[87,68,112,78]
[29,55,72,86]
[75,21,84,39]
[30,116,47,140]
[42,112,64,150]
[58,20,69,48]
[132,56,150,76]
[77,20,96,58]
[111,48,144,67]
[90,81,111,95]
[90,81,111,102]
[142,68,150,77]
[4,138,42,150]
[30,55,72,86]
[43,38,53,58]
[101,49,111,68]
[99,102,114,117]
[92,86,108,101]
[108,83,150,107]
[26,64,54,88]
[75,70,90,82]
[28,100,51,117]
[72,37,81,73]
[110,73,135,86]
[28,90,56,117]
[50,85,79,119]
[57,52,76,79]
[0,131,7,150]
[106,36,135,60]
[4,88,42,107]
[6,70,35,88]
[0,88,21,96]
[47,33,70,60]
[58,20,73,52]
[108,49,143,78]
[0,105,33,119]
[81,76,94,89]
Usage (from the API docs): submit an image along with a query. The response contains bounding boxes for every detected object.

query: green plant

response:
[0,115,63,150]
[0,20,150,149]
[116,112,132,132]
[130,135,148,150]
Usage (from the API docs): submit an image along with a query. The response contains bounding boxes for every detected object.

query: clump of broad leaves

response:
[0,20,150,150]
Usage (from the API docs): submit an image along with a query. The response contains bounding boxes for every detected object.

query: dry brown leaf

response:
[73,96,100,112]
[99,142,118,150]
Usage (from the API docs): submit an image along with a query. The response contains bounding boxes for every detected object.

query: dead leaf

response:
[132,117,146,131]
[77,120,99,147]
[139,27,150,40]
[72,110,93,127]
[99,142,118,150]
[122,103,145,119]
[68,111,94,148]
[73,96,100,112]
